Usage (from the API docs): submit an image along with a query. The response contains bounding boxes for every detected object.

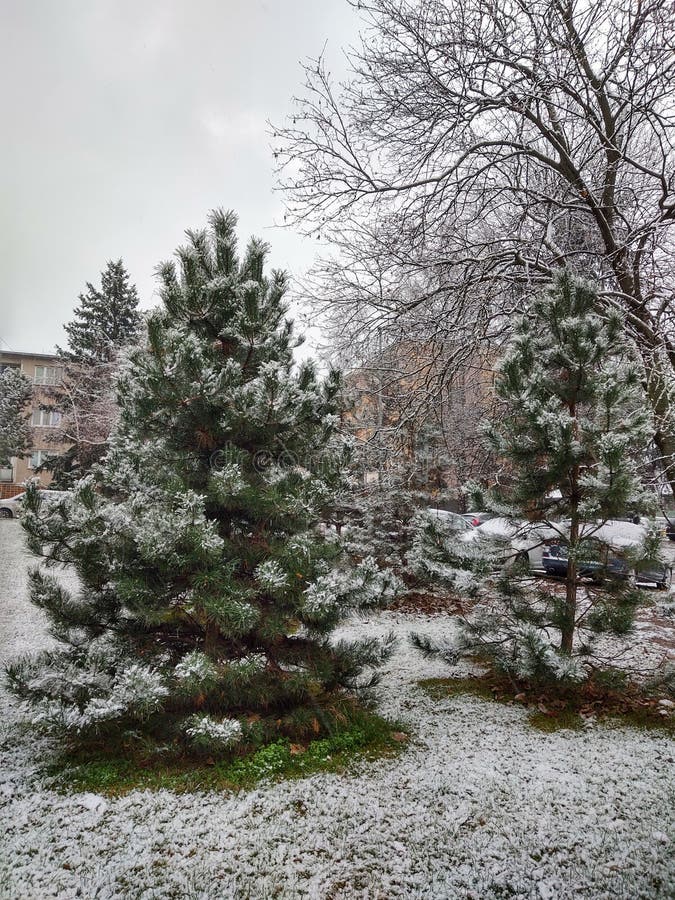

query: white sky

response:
[0,0,360,355]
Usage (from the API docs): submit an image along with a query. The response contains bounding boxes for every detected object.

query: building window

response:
[31,409,62,427]
[0,363,20,374]
[34,365,62,385]
[28,450,61,469]
[0,466,13,482]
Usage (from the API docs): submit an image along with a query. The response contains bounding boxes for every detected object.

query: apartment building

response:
[344,340,497,500]
[0,351,70,498]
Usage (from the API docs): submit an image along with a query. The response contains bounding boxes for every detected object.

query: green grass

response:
[526,709,585,733]
[420,675,496,702]
[40,710,408,796]
[419,675,675,736]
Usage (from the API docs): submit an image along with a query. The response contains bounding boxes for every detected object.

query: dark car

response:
[542,540,671,589]
[542,541,630,580]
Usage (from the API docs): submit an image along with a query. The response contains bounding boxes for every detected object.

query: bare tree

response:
[275,0,675,490]
[343,333,496,495]
[43,356,121,485]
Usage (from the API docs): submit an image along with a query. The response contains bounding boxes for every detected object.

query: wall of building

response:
[0,352,70,498]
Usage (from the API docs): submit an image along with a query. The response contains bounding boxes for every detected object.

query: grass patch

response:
[526,709,585,733]
[420,676,495,702]
[40,709,408,796]
[419,675,675,736]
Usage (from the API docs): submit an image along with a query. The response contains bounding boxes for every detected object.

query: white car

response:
[0,489,71,519]
[471,517,563,571]
[428,508,474,532]
[461,511,495,527]
[0,492,26,518]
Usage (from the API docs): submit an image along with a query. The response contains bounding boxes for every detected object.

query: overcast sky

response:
[1,0,360,356]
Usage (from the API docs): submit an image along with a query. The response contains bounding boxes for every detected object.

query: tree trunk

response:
[562,436,580,655]
[643,356,675,499]
[561,515,578,655]
[204,621,220,659]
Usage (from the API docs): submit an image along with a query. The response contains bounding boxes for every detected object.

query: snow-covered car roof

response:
[474,517,649,551]
[473,517,562,542]
[578,519,648,550]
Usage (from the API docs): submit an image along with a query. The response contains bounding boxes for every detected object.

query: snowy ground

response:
[1,519,674,900]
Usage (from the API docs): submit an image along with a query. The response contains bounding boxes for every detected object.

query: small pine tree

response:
[413,272,658,685]
[7,210,398,753]
[46,260,142,484]
[340,476,424,574]
[0,367,32,466]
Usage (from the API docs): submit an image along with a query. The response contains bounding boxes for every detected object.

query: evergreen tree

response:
[413,272,658,685]
[341,479,421,573]
[0,367,32,466]
[57,259,141,365]
[46,260,142,485]
[7,210,398,752]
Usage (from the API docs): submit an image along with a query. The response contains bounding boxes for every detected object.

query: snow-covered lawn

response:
[1,520,673,899]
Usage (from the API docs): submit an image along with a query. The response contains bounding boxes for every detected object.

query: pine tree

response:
[413,272,658,685]
[57,259,141,365]
[0,367,32,466]
[45,260,142,485]
[7,210,398,753]
[341,478,421,573]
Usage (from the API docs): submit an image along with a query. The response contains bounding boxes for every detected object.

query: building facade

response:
[0,351,70,498]
[344,340,497,502]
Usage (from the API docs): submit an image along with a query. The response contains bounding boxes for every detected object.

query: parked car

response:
[473,517,672,589]
[541,539,631,580]
[461,511,495,527]
[428,508,474,532]
[471,517,563,572]
[0,489,71,519]
[542,538,671,589]
[0,492,26,518]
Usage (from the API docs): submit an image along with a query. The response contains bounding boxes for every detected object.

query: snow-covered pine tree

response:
[0,366,32,467]
[338,393,453,577]
[7,210,398,753]
[341,482,419,573]
[57,259,141,366]
[413,271,658,685]
[45,260,142,484]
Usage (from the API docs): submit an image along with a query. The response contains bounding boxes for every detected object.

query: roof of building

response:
[0,350,59,361]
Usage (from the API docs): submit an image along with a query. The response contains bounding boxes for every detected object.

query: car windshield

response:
[428,509,473,531]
